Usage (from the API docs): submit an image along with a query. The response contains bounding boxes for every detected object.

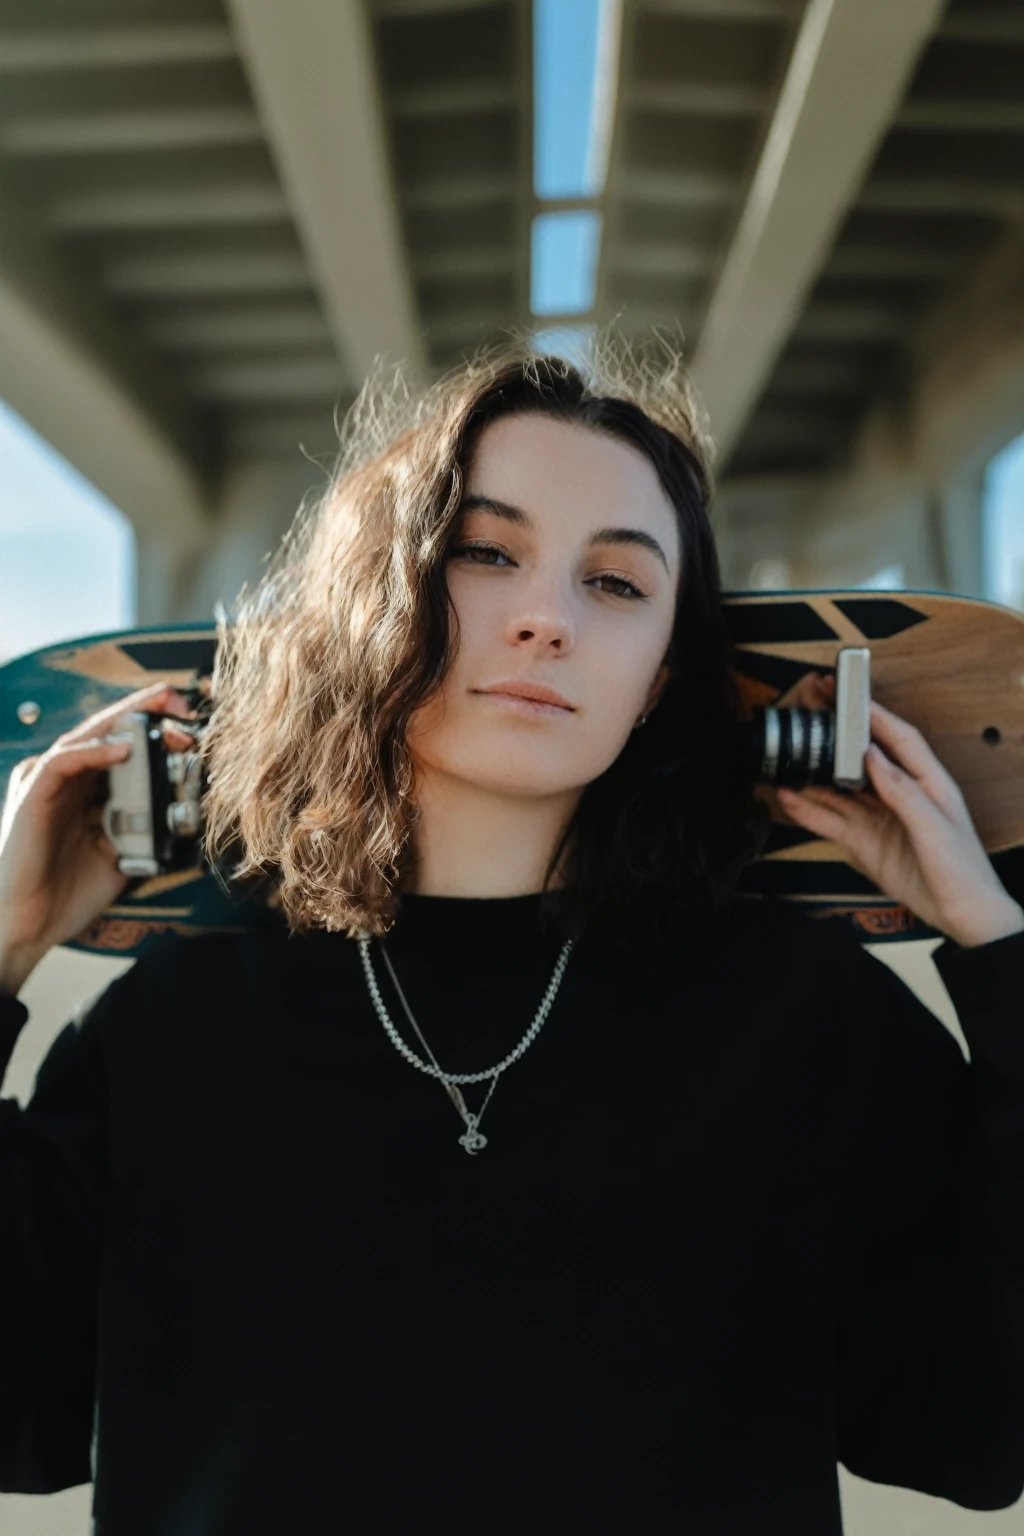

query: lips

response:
[473,680,575,711]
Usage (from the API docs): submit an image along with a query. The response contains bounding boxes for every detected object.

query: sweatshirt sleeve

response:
[834,920,1024,1509]
[0,979,118,1494]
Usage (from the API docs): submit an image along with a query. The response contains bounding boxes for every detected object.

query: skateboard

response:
[1,590,1022,958]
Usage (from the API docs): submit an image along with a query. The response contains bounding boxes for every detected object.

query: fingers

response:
[160,722,198,752]
[29,736,134,803]
[7,754,42,789]
[786,680,965,823]
[808,671,835,707]
[856,740,973,868]
[779,670,835,711]
[867,701,966,820]
[772,681,964,826]
[775,785,851,844]
[864,740,948,827]
[779,736,971,885]
[59,681,193,748]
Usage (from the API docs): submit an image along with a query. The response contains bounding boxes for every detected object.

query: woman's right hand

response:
[0,681,196,990]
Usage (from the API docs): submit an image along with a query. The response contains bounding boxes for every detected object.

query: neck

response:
[408,769,580,898]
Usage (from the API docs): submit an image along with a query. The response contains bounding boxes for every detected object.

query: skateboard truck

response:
[749,645,871,791]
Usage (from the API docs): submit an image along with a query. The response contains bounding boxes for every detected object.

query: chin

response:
[440,737,623,800]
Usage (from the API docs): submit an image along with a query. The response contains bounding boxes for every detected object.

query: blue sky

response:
[0,398,135,663]
[534,0,604,200]
[531,0,604,320]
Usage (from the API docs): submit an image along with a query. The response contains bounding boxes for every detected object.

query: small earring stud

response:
[633,713,648,730]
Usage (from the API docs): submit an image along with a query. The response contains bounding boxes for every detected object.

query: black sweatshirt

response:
[1,891,1024,1534]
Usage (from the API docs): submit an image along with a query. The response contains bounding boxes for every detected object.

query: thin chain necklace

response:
[357,934,573,1155]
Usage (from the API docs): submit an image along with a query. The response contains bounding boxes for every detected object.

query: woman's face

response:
[407,412,681,800]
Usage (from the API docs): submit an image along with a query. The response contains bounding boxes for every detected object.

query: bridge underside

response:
[1,0,1022,612]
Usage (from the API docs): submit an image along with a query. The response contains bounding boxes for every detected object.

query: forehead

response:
[464,413,680,564]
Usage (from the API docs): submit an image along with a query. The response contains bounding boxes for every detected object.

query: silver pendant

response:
[459,1119,488,1155]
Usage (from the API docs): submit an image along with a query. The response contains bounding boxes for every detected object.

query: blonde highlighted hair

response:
[200,330,762,942]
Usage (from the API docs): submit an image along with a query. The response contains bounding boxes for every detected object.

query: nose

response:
[504,569,575,654]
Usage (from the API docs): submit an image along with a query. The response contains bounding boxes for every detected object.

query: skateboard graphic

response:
[1,590,1022,957]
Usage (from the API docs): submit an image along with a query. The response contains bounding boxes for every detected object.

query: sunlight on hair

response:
[531,324,596,372]
[199,325,717,939]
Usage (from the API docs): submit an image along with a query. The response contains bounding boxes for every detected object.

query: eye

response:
[448,541,515,567]
[586,572,648,600]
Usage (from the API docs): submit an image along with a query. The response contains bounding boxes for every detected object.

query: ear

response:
[643,663,671,717]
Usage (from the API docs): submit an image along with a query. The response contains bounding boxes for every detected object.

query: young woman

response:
[0,345,1022,1534]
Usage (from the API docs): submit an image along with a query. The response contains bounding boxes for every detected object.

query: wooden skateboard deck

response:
[1,590,1022,957]
[727,590,1024,940]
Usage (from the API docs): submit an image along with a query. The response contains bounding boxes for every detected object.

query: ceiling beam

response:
[0,23,235,71]
[690,0,948,465]
[373,0,503,15]
[939,8,1024,44]
[0,185,209,552]
[47,184,290,233]
[102,250,311,298]
[793,301,913,343]
[426,308,600,347]
[405,173,519,210]
[417,248,517,281]
[859,177,1024,217]
[528,193,602,216]
[825,243,967,280]
[391,80,516,119]
[628,81,770,117]
[605,242,714,278]
[428,308,526,345]
[140,304,330,352]
[225,0,425,383]
[615,168,740,206]
[769,355,879,397]
[639,0,797,18]
[184,355,346,404]
[2,108,261,156]
[224,409,347,461]
[626,85,1024,135]
[898,99,1024,132]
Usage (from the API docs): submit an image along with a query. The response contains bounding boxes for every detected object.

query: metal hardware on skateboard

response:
[746,646,870,791]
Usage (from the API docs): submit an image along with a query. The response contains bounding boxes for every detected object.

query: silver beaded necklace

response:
[357,934,574,1155]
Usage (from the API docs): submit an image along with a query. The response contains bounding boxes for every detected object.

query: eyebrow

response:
[460,494,528,526]
[459,495,670,572]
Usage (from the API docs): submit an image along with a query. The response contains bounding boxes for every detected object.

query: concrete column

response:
[925,469,986,598]
[135,535,209,626]
[139,459,331,626]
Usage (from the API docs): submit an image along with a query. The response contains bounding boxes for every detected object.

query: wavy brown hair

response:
[199,331,767,942]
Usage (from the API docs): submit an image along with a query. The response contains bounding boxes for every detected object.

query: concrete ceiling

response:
[0,0,1021,535]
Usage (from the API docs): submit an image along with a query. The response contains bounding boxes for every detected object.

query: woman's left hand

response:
[775,674,1024,949]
